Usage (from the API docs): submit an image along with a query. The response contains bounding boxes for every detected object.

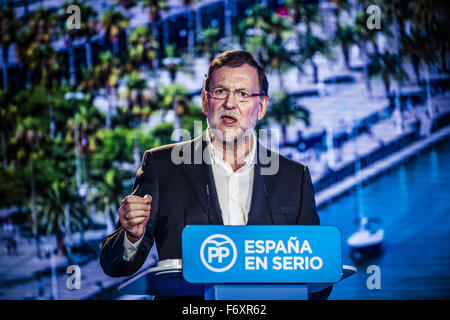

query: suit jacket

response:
[100,132,320,278]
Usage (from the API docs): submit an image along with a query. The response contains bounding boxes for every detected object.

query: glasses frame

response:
[208,87,266,102]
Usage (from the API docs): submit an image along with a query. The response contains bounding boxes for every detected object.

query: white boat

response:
[347,217,384,259]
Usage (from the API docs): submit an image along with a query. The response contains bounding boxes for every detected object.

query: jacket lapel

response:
[247,142,272,225]
[179,132,223,225]
[180,133,274,225]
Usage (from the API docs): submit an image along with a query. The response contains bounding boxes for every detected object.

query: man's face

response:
[202,64,268,144]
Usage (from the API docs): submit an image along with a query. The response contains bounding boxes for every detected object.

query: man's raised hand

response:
[118,194,152,243]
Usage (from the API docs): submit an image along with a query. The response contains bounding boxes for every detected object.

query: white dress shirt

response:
[123,129,257,260]
[205,128,256,225]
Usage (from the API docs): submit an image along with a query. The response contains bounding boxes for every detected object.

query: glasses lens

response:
[236,90,250,102]
[212,88,226,99]
[210,88,252,101]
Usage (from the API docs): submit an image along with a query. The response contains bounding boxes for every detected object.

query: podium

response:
[118,259,356,300]
[118,226,356,300]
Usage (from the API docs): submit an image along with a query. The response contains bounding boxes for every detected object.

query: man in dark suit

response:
[100,50,331,299]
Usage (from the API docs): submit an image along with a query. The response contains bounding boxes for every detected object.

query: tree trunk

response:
[56,232,65,256]
[30,160,42,258]
[68,43,76,87]
[312,61,318,84]
[343,47,350,69]
[106,89,113,129]
[412,58,421,85]
[384,79,391,100]
[113,40,119,57]
[150,6,160,23]
[85,40,93,70]
[281,125,287,146]
[1,45,8,90]
[361,44,372,98]
[371,38,379,55]
[278,68,284,91]
[1,131,7,168]
[48,93,55,138]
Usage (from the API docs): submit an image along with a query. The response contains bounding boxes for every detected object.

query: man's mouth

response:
[220,115,238,126]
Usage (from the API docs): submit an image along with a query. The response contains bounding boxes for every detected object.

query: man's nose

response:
[223,91,238,109]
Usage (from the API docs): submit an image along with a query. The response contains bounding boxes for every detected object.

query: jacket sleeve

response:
[296,165,320,225]
[100,150,159,277]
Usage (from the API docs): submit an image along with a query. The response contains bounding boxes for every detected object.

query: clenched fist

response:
[118,194,152,243]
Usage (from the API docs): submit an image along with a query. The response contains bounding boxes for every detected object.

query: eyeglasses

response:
[208,87,265,102]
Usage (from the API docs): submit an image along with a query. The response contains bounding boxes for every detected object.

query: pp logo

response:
[200,234,237,272]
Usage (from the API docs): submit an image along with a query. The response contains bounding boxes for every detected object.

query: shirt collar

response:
[205,127,257,168]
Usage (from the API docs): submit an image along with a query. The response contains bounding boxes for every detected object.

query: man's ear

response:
[257,95,269,120]
[201,89,207,116]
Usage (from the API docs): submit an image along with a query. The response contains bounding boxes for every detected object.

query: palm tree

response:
[329,0,351,31]
[284,0,321,30]
[116,0,138,9]
[411,0,450,73]
[139,0,168,23]
[258,35,300,91]
[101,8,129,57]
[298,33,331,84]
[59,1,99,80]
[92,51,121,128]
[90,167,129,231]
[36,180,89,256]
[195,26,222,63]
[128,25,159,71]
[353,11,380,96]
[238,4,292,51]
[266,91,310,146]
[125,71,153,119]
[12,115,46,258]
[0,90,17,167]
[368,52,409,99]
[158,83,189,134]
[238,4,272,44]
[402,26,437,85]
[15,7,60,88]
[161,44,192,83]
[69,98,103,183]
[334,23,357,69]
[0,6,21,90]
[59,1,82,86]
[241,6,298,90]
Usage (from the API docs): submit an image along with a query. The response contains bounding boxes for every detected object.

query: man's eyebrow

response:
[212,85,251,91]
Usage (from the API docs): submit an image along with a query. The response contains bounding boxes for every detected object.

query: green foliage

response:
[0,6,22,47]
[128,25,158,70]
[101,8,129,32]
[15,8,61,88]
[36,179,90,237]
[334,23,357,68]
[267,91,310,145]
[284,0,321,26]
[182,103,207,138]
[267,91,310,127]
[0,167,29,207]
[152,122,174,146]
[92,127,136,164]
[196,27,223,62]
[368,52,409,97]
[158,83,188,111]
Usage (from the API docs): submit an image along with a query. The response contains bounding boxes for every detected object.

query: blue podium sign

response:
[182,225,342,284]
